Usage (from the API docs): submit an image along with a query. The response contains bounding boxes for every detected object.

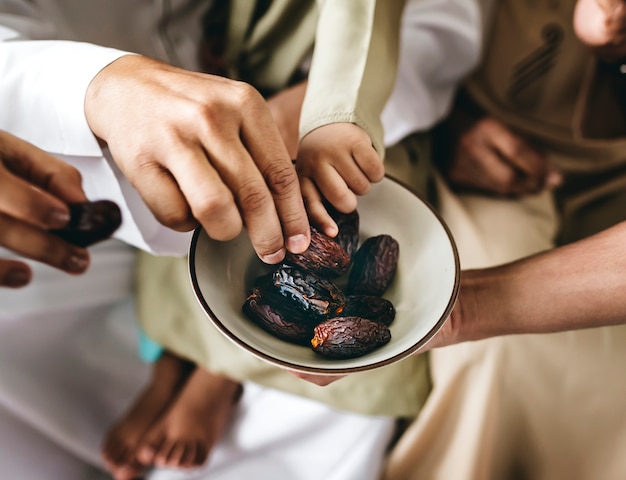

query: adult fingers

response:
[0,260,32,288]
[484,119,551,190]
[198,136,288,264]
[165,143,246,242]
[450,146,521,195]
[120,152,200,233]
[0,213,90,274]
[0,131,86,204]
[0,167,72,229]
[239,86,310,255]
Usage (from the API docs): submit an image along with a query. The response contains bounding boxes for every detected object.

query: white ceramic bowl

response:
[189,175,460,375]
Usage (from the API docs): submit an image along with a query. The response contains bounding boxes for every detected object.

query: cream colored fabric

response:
[301,0,407,156]
[383,27,626,476]
[223,0,406,157]
[387,174,626,479]
[465,0,626,244]
[382,1,626,474]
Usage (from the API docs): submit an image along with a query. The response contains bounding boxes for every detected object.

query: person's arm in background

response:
[431,220,626,347]
[0,131,90,287]
[295,221,626,386]
[0,3,310,263]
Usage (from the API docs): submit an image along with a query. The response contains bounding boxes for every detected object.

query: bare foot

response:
[101,352,195,479]
[136,370,243,470]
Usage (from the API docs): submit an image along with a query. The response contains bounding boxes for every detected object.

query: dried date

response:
[242,292,313,345]
[342,295,396,326]
[284,226,351,278]
[270,264,346,320]
[325,202,360,259]
[346,234,399,296]
[51,200,122,247]
[311,316,391,359]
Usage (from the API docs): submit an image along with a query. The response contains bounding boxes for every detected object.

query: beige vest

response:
[466,0,626,244]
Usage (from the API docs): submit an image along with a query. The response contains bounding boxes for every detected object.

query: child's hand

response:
[296,123,384,237]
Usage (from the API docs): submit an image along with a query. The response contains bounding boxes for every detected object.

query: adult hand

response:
[441,114,561,196]
[574,0,626,62]
[85,55,310,264]
[0,131,90,288]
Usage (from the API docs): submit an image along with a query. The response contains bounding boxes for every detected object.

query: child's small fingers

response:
[352,141,384,183]
[300,178,337,237]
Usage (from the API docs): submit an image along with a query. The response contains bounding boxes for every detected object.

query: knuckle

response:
[157,209,197,232]
[191,191,233,221]
[235,81,262,105]
[263,162,298,196]
[350,177,371,195]
[255,233,285,257]
[237,182,272,214]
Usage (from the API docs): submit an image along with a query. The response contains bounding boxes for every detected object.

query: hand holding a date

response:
[0,131,92,287]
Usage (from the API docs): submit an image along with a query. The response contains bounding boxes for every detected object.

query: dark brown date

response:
[311,317,391,359]
[284,227,351,278]
[325,202,360,259]
[251,273,322,327]
[342,295,396,326]
[270,265,346,320]
[51,200,122,247]
[346,235,399,297]
[242,292,313,345]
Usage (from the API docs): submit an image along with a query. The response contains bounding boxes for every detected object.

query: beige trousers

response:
[383,176,626,480]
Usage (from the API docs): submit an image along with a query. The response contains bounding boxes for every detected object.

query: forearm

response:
[458,221,626,342]
[300,0,406,156]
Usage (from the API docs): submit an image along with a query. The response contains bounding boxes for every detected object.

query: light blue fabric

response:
[137,327,164,363]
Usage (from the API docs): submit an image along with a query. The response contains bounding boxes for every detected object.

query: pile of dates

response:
[242,206,399,360]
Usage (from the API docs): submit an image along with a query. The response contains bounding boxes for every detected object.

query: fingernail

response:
[47,209,71,229]
[64,250,90,273]
[261,248,286,265]
[286,234,309,254]
[5,268,31,288]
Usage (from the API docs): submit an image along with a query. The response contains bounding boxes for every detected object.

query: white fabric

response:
[0,298,395,480]
[382,0,483,146]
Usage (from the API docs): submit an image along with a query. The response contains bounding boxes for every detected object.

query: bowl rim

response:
[188,174,460,375]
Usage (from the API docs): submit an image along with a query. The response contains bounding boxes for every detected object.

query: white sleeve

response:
[0,6,190,255]
[382,0,484,146]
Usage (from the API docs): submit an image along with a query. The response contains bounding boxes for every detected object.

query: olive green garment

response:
[465,0,626,244]
[220,0,406,157]
[137,133,434,418]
